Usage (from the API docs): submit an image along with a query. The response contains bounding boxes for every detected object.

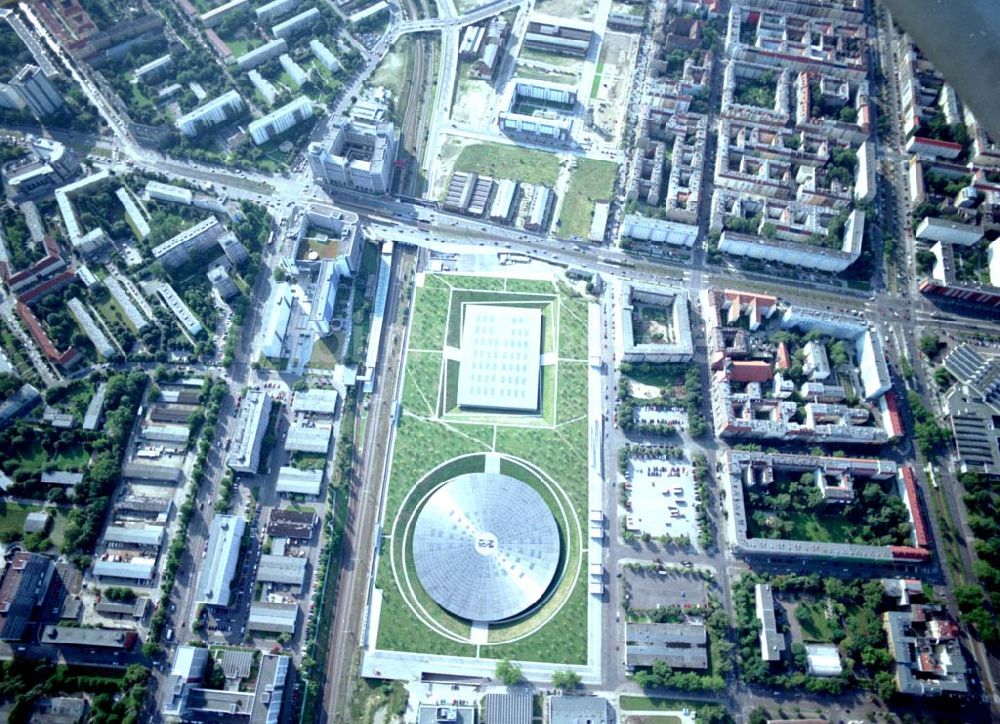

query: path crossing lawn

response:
[556,159,618,239]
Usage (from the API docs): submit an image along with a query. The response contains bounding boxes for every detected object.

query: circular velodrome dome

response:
[411,472,560,622]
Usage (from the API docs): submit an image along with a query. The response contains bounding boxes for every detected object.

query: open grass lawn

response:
[622,364,688,389]
[0,502,69,549]
[401,350,442,417]
[619,695,711,713]
[795,599,835,642]
[374,274,592,664]
[308,335,342,370]
[0,502,38,538]
[785,510,857,544]
[96,297,132,336]
[370,36,415,112]
[556,158,618,239]
[224,38,259,57]
[454,143,561,187]
[14,441,90,476]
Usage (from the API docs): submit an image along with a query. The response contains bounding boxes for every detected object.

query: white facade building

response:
[227,390,273,474]
[248,96,313,145]
[195,515,246,607]
[176,90,245,136]
[260,282,293,358]
[272,7,320,39]
[157,282,203,336]
[255,0,299,22]
[66,298,115,358]
[236,39,288,70]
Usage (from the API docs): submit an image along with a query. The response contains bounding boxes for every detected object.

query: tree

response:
[495,659,523,685]
[748,706,769,724]
[551,669,581,690]
[918,334,943,358]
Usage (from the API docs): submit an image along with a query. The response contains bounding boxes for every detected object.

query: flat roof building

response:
[39,470,83,488]
[915,217,983,246]
[236,39,288,71]
[272,7,320,39]
[247,602,298,634]
[66,298,115,359]
[146,181,193,206]
[548,695,611,724]
[309,116,398,194]
[157,283,203,336]
[0,552,53,641]
[227,390,273,474]
[103,525,165,550]
[92,554,156,582]
[255,554,307,587]
[256,0,299,22]
[456,305,542,411]
[625,622,709,669]
[275,466,323,497]
[755,583,785,661]
[122,462,183,484]
[195,515,246,607]
[267,509,316,540]
[291,388,339,416]
[524,13,593,56]
[284,423,333,454]
[151,217,224,268]
[482,690,532,724]
[40,626,136,650]
[260,282,292,359]
[248,96,313,145]
[176,90,245,136]
[615,281,693,363]
[805,643,843,677]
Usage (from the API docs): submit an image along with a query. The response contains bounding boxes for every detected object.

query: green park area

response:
[454,143,561,187]
[556,159,618,239]
[793,599,836,643]
[372,273,592,664]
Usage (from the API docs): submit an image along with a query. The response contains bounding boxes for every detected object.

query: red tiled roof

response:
[16,302,80,368]
[776,342,791,370]
[901,466,929,548]
[18,270,76,306]
[912,136,963,150]
[890,546,930,561]
[728,360,773,383]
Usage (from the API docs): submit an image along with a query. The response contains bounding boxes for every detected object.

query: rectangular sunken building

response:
[456,305,542,412]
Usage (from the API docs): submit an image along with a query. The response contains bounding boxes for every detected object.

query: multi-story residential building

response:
[309,39,341,72]
[236,39,288,70]
[248,96,313,145]
[176,90,245,136]
[255,0,300,22]
[151,217,224,267]
[11,64,64,118]
[134,54,173,83]
[227,390,273,474]
[272,7,319,39]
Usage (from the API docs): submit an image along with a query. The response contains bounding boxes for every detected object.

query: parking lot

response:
[623,456,699,542]
[623,566,709,611]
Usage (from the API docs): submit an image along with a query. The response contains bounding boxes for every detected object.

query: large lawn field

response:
[372,273,592,664]
[555,158,618,239]
[454,143,561,187]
